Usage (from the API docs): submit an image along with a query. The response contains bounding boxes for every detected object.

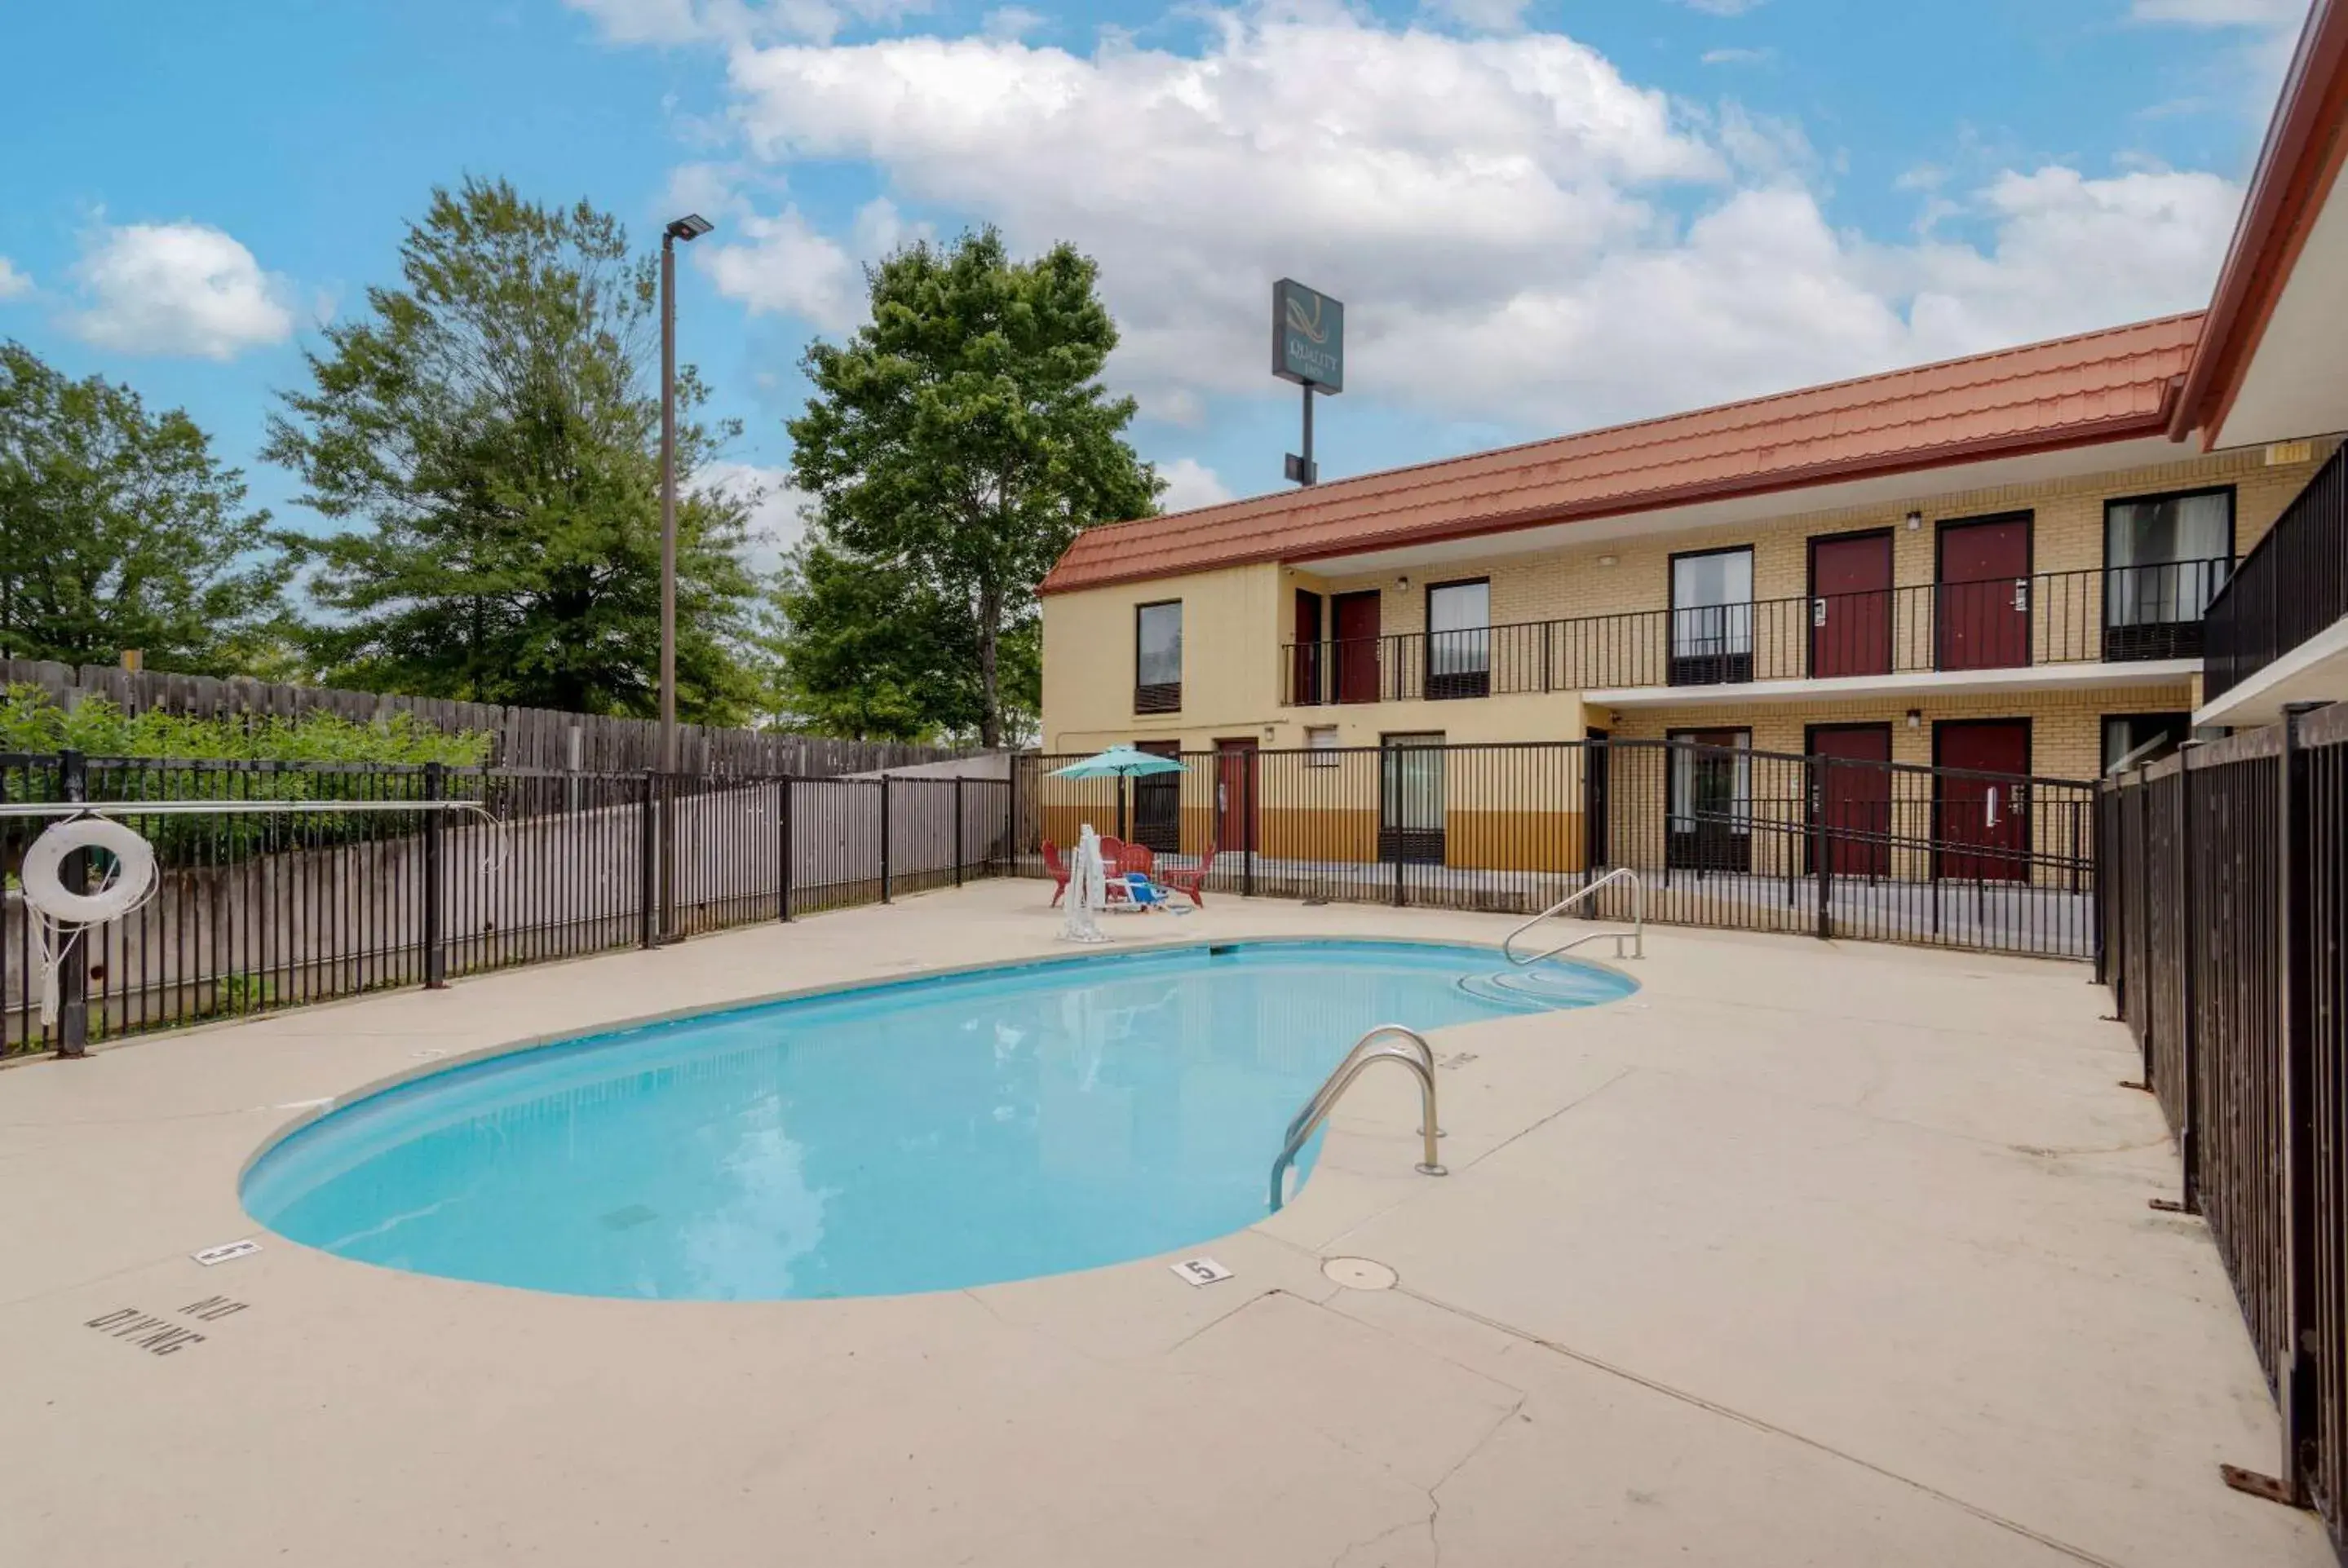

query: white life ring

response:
[20,817,157,925]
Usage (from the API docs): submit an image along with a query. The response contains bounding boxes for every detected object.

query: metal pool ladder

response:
[1269,1024,1444,1212]
[1502,868,1645,965]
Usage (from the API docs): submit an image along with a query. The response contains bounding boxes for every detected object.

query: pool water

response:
[241,940,1634,1301]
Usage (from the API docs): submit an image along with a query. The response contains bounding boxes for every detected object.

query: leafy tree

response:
[0,342,290,672]
[785,228,1160,748]
[758,538,964,742]
[265,178,758,722]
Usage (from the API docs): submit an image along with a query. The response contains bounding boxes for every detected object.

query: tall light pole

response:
[658,213,712,943]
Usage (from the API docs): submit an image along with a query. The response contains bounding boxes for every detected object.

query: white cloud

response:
[2129,0,2303,24]
[1430,0,1535,31]
[1156,457,1232,513]
[705,15,2240,434]
[65,222,297,360]
[1700,46,1772,65]
[727,20,1722,420]
[696,459,816,575]
[1681,0,1765,15]
[981,6,1046,39]
[698,196,922,330]
[0,257,30,302]
[564,0,930,47]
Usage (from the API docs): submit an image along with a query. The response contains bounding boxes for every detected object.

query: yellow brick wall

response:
[1597,684,2192,782]
[1302,441,2331,638]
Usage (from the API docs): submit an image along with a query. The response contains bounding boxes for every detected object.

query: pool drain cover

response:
[1322,1257,1398,1291]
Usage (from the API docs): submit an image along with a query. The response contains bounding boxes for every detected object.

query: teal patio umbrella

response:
[1051,745,1187,840]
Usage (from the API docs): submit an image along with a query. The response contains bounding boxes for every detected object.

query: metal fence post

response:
[1244,748,1258,898]
[2266,704,2322,1504]
[953,776,965,888]
[1006,753,1020,877]
[879,775,892,903]
[1811,757,1832,942]
[2174,750,2200,1213]
[639,771,658,950]
[55,749,88,1058]
[778,779,794,922]
[422,761,447,989]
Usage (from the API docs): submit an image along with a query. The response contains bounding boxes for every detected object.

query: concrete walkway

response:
[0,881,2325,1566]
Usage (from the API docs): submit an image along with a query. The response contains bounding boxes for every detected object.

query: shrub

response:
[0,685,491,766]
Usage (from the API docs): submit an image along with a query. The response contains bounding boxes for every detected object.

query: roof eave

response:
[2168,0,2348,448]
[1041,402,2178,596]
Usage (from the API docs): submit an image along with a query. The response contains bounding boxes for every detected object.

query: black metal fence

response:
[1015,737,2098,959]
[1282,560,2230,705]
[2,753,1011,1056]
[2204,442,2348,703]
[2101,701,2348,1545]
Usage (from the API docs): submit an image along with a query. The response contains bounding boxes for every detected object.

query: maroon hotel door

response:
[1934,719,2030,881]
[1214,739,1258,854]
[1292,590,1324,705]
[1810,532,1893,677]
[1938,515,2032,671]
[1333,590,1382,704]
[1806,723,1891,877]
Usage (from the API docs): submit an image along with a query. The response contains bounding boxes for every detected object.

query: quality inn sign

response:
[1272,279,1344,394]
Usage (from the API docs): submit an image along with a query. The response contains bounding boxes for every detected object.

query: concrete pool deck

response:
[0,881,2326,1567]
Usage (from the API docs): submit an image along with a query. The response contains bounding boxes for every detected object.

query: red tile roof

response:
[1043,312,2202,594]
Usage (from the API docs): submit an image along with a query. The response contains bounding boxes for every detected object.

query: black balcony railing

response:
[1280,560,2230,704]
[2204,444,2348,702]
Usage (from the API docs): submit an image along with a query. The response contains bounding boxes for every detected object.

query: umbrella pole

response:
[1117,775,1127,840]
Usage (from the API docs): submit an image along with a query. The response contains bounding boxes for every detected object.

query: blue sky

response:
[0,0,2311,567]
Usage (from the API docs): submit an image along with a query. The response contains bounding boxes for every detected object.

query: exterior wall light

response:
[1906,709,1921,727]
[1905,510,1922,531]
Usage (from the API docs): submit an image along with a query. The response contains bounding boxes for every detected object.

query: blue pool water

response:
[242,940,1634,1301]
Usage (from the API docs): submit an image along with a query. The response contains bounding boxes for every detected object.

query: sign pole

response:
[1300,382,1315,487]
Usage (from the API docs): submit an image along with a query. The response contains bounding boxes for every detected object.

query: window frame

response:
[1422,575,1492,700]
[1666,545,1756,685]
[1133,598,1183,714]
[2100,486,2236,660]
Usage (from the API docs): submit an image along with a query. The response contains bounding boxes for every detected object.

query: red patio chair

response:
[1096,836,1132,902]
[1043,840,1071,907]
[1117,842,1156,878]
[1159,843,1217,907]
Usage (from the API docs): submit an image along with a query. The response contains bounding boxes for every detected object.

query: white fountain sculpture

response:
[1059,824,1112,944]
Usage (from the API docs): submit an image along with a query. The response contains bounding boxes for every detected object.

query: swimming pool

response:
[242,939,1634,1300]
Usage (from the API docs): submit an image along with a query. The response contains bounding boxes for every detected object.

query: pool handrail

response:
[1269,1027,1444,1212]
[1501,868,1643,965]
[1285,1023,1440,1144]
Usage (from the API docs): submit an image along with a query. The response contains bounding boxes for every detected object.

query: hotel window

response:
[2102,713,2191,775]
[1134,601,1182,713]
[1425,578,1492,700]
[1666,727,1753,872]
[2103,488,2233,661]
[1306,725,1342,766]
[1669,548,1753,686]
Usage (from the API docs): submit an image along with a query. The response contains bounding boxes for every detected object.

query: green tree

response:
[785,228,1160,748]
[264,178,758,721]
[758,538,965,742]
[0,342,290,672]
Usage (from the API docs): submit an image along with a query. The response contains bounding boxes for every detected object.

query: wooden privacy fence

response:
[2101,701,2348,1551]
[0,659,963,776]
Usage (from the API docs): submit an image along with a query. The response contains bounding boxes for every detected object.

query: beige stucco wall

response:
[1040,562,1286,753]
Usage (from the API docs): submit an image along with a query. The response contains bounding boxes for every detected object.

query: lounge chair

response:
[1159,843,1217,907]
[1043,839,1072,907]
[1121,872,1169,911]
